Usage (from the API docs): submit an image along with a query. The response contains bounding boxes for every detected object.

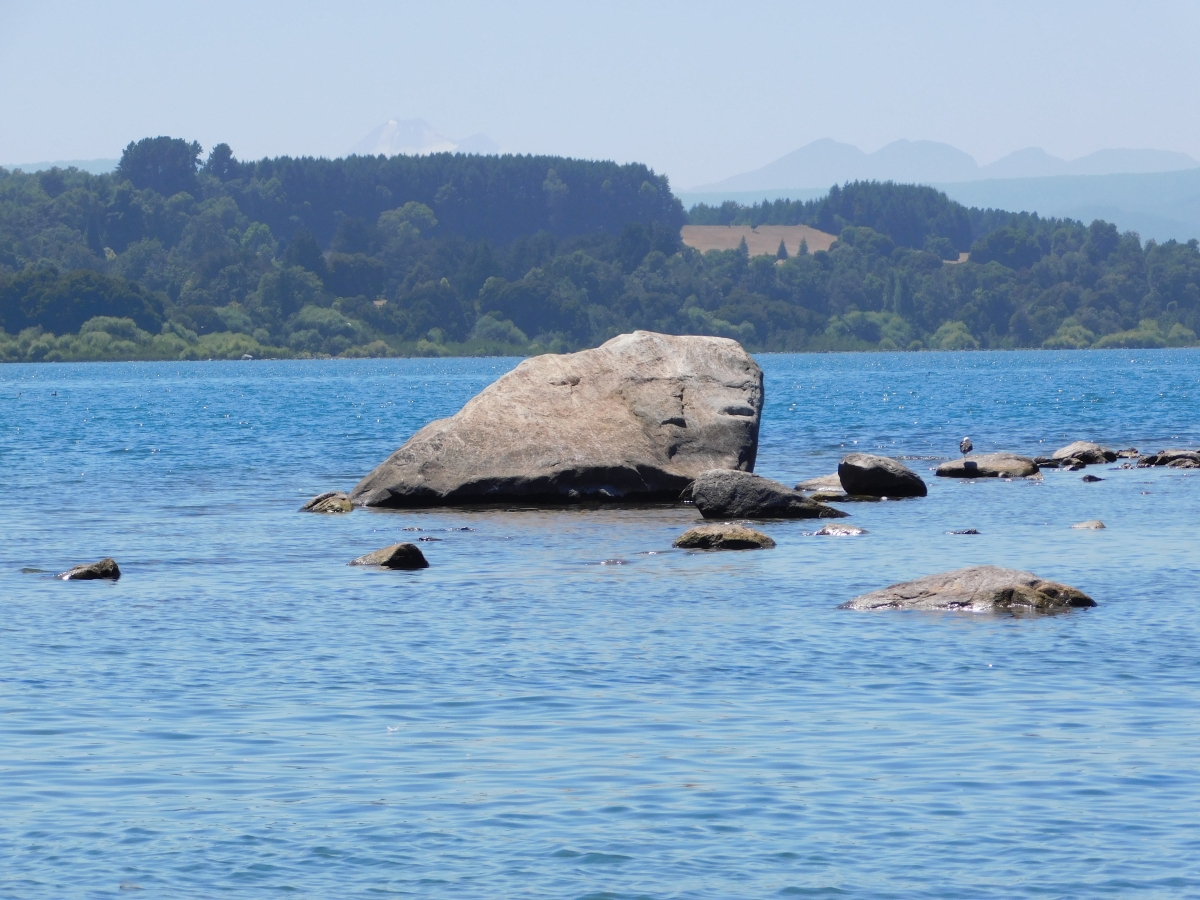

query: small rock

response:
[240,353,254,361]
[948,528,980,534]
[692,469,846,519]
[1071,520,1106,529]
[1064,460,1086,471]
[935,452,1039,478]
[1116,448,1140,458]
[1052,441,1117,464]
[810,491,880,503]
[795,473,843,492]
[1137,449,1200,467]
[300,491,353,513]
[1081,474,1103,482]
[58,558,121,580]
[416,536,442,542]
[673,523,776,550]
[349,543,429,569]
[837,453,927,498]
[1033,456,1061,468]
[815,523,867,536]
[840,565,1095,612]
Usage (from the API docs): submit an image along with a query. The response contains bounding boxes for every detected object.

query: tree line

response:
[1,136,1198,361]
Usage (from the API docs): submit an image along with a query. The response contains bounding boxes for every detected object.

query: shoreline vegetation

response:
[2,136,1199,363]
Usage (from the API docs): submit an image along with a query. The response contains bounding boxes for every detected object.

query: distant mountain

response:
[2,158,118,175]
[350,118,499,157]
[693,139,1199,192]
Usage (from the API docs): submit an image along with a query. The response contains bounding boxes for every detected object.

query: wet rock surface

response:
[1071,520,1106,529]
[795,474,843,492]
[58,558,121,580]
[349,543,430,569]
[673,523,776,550]
[837,453,927,498]
[350,331,764,508]
[935,452,1039,478]
[300,491,353,513]
[1052,441,1118,464]
[1137,449,1200,468]
[815,523,867,536]
[840,565,1095,612]
[692,469,846,519]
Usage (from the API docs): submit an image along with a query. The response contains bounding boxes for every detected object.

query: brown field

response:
[680,224,838,258]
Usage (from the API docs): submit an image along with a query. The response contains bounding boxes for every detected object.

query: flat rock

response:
[58,557,121,580]
[692,469,846,519]
[796,473,843,492]
[300,491,353,513]
[948,528,980,535]
[1052,441,1117,464]
[935,452,1039,478]
[837,453,927,497]
[1071,520,1106,529]
[350,331,763,507]
[673,523,776,550]
[1137,449,1200,467]
[1116,448,1140,458]
[349,543,429,569]
[815,523,867,536]
[839,565,1095,612]
[810,491,881,503]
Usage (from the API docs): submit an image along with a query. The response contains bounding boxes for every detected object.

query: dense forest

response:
[1,137,1198,361]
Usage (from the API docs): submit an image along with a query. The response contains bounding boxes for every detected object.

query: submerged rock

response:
[1116,448,1140,458]
[300,491,353,513]
[1052,441,1117,464]
[1137,449,1200,468]
[795,473,843,492]
[58,558,121,580]
[350,331,763,508]
[1071,520,1106,529]
[349,543,429,569]
[673,523,776,550]
[935,452,1039,478]
[837,453,927,498]
[948,528,980,535]
[839,565,1095,612]
[1081,474,1104,482]
[815,523,867,536]
[692,469,846,519]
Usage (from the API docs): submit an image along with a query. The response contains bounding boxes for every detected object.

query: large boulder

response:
[837,453,927,497]
[58,558,121,580]
[349,543,429,569]
[673,523,775,550]
[935,452,1039,478]
[350,331,763,507]
[1052,441,1117,464]
[691,469,846,519]
[839,565,1095,612]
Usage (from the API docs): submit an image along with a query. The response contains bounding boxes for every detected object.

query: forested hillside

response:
[1,137,1198,361]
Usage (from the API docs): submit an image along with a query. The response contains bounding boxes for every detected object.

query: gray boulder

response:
[58,558,121,580]
[935,452,1039,478]
[796,473,843,492]
[1071,520,1106,529]
[837,453,927,497]
[1052,441,1117,464]
[350,331,763,507]
[300,491,353,513]
[1138,449,1200,468]
[349,543,429,569]
[692,469,846,519]
[840,565,1095,612]
[673,523,776,550]
[815,523,867,536]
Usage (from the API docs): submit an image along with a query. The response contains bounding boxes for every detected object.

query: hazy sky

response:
[2,0,1199,188]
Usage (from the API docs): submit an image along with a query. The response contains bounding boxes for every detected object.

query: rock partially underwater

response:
[300,491,353,513]
[58,558,121,580]
[691,469,846,519]
[673,524,776,550]
[349,543,429,569]
[837,453,927,498]
[935,452,1039,478]
[840,565,1094,613]
[351,331,764,508]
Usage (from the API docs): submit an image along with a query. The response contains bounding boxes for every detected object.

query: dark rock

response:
[1081,474,1103,482]
[815,523,867,536]
[795,473,843,492]
[1064,460,1086,471]
[58,558,121,580]
[1116,448,1140,458]
[839,565,1095,612]
[692,469,846,519]
[1071,520,1106,529]
[349,543,429,569]
[1137,449,1200,467]
[809,491,881,503]
[837,453,927,498]
[673,523,776,550]
[935,452,1039,478]
[1034,456,1061,468]
[948,529,980,534]
[350,331,763,508]
[300,491,353,513]
[1053,441,1117,464]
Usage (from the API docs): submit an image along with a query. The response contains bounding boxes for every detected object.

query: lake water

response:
[3,349,1200,899]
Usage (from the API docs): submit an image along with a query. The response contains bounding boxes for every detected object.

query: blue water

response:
[3,349,1200,899]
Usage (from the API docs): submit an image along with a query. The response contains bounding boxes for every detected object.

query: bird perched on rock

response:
[959,437,973,457]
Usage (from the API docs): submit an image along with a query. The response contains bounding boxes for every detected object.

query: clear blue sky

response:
[2,0,1198,188]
